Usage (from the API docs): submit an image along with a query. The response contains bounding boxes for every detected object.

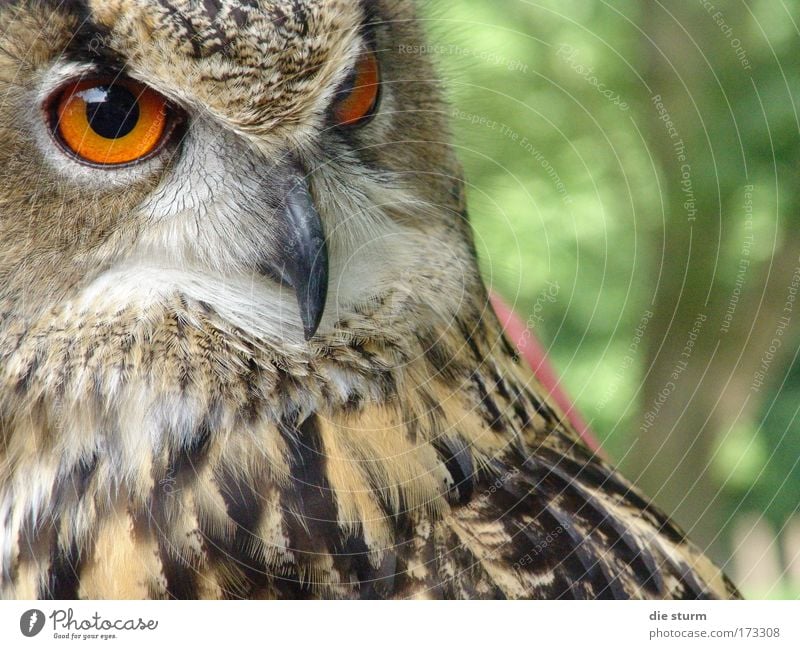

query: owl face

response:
[0,0,471,344]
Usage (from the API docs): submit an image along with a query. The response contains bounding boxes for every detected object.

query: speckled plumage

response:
[0,0,740,599]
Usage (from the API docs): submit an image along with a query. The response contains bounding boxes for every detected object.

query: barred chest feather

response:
[0,292,739,600]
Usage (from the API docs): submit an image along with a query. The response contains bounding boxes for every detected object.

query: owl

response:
[0,0,740,600]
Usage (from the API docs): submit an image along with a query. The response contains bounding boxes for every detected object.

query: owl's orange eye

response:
[333,51,381,128]
[51,78,174,166]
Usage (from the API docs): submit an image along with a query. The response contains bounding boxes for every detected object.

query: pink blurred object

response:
[490,293,601,453]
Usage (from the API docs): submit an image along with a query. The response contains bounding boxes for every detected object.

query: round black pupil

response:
[82,85,140,139]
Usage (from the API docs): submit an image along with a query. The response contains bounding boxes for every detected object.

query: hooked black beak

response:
[260,171,329,341]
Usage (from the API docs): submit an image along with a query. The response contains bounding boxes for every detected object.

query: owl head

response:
[0,0,477,344]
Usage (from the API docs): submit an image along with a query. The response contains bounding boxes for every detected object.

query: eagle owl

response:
[0,0,740,600]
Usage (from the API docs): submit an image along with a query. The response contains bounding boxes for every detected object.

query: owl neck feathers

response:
[0,286,560,597]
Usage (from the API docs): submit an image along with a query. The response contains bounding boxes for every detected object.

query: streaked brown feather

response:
[0,286,741,599]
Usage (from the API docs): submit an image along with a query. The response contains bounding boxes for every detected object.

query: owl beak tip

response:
[259,170,329,341]
[298,267,328,341]
[285,177,329,341]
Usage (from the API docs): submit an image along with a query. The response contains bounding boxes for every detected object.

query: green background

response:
[424,0,800,598]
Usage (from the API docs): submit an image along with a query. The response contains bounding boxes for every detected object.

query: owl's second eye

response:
[49,78,178,166]
[332,51,381,128]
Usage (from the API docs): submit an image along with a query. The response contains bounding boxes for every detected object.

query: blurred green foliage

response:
[424,0,800,598]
